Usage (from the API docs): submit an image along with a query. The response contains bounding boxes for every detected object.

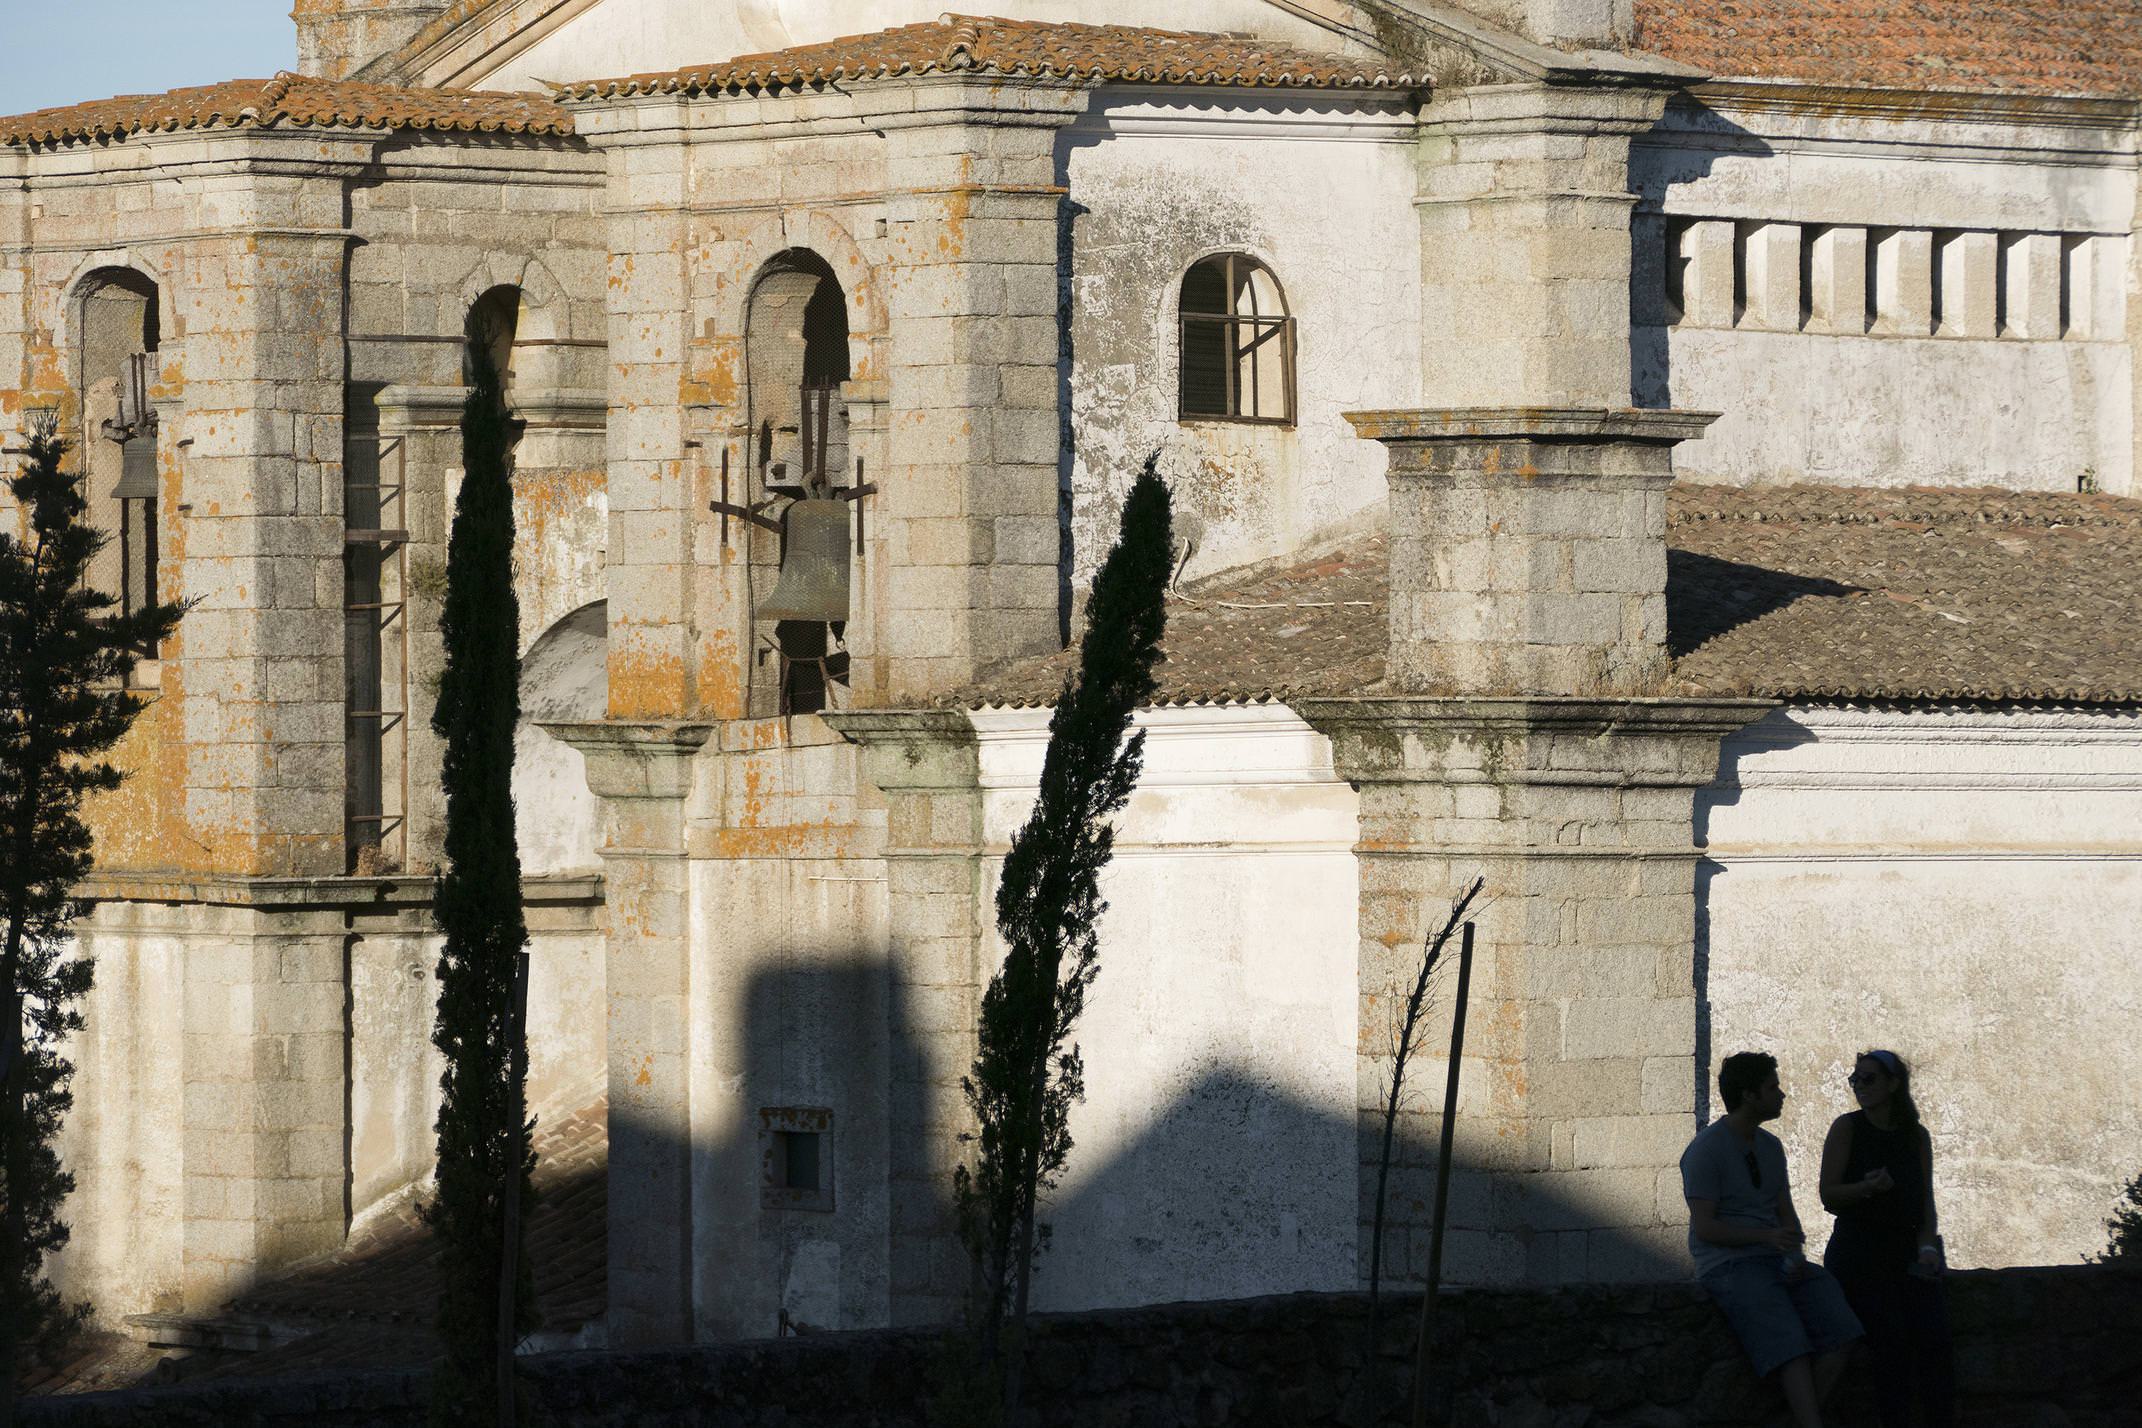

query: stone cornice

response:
[1688,78,2142,135]
[1374,0,1704,89]
[1296,695,1778,786]
[78,871,602,910]
[821,709,977,744]
[1420,77,1686,137]
[374,383,472,430]
[1297,694,1777,733]
[540,719,713,801]
[380,0,595,89]
[1345,407,1720,445]
[566,71,1092,146]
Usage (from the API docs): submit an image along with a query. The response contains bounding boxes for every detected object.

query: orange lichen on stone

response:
[607,641,689,720]
[707,822,854,858]
[84,660,265,877]
[679,339,741,408]
[512,466,604,554]
[695,627,745,720]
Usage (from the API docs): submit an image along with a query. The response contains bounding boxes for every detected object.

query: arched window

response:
[1179,254,1294,424]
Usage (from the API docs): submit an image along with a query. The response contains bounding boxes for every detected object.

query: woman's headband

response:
[1867,1049,1906,1078]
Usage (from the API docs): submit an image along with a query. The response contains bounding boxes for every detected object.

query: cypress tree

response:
[955,457,1171,1423]
[0,415,182,1415]
[424,324,535,1424]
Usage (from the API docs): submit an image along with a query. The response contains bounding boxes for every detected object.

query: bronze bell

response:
[757,498,850,624]
[112,432,158,501]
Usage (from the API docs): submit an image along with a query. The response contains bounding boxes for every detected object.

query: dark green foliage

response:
[953,458,1171,1418]
[0,416,182,1408]
[2097,1170,2142,1262]
[425,330,535,1423]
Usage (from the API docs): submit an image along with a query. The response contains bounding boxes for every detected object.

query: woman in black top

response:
[1818,1049,1955,1428]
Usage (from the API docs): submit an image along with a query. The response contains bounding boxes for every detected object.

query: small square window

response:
[760,1107,834,1212]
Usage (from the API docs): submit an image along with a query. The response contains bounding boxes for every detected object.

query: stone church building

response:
[2,0,2139,1357]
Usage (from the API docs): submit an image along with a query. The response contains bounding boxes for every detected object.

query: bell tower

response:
[291,0,448,80]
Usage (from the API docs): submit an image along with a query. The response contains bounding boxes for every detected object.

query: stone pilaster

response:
[1346,408,1715,698]
[1297,697,1768,1283]
[874,79,1087,700]
[593,121,710,722]
[823,709,983,1327]
[1313,406,1768,1281]
[1418,82,1682,409]
[546,719,711,1346]
[177,900,349,1309]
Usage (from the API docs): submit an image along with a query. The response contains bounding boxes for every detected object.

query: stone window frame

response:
[1176,251,1297,428]
[759,1106,835,1213]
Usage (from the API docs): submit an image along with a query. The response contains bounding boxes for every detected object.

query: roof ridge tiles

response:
[0,72,575,147]
[554,15,1416,102]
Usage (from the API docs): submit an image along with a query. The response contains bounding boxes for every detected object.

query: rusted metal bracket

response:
[708,497,787,535]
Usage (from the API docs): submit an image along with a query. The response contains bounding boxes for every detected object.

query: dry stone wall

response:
[24,1266,2141,1426]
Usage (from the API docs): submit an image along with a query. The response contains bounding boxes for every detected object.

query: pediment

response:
[373,0,1561,94]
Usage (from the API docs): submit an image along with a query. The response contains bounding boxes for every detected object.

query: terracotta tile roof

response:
[226,1096,608,1344]
[954,484,2142,710]
[0,72,572,148]
[1632,1,2142,98]
[557,15,1417,101]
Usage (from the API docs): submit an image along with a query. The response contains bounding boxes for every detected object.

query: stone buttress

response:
[1296,61,1774,1285]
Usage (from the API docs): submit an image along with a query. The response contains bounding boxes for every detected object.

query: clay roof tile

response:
[1633,0,2142,97]
[952,484,2142,711]
[0,73,572,148]
[556,15,1415,101]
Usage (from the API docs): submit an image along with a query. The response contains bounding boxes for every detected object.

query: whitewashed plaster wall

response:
[1062,92,1419,587]
[454,0,1389,91]
[47,918,183,1318]
[347,919,607,1216]
[1633,93,2140,494]
[516,600,607,877]
[1699,705,2142,1272]
[972,704,1361,1312]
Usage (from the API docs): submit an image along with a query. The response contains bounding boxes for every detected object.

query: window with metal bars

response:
[1178,254,1295,425]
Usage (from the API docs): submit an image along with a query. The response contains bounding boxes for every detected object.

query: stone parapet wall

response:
[27,1266,2141,1425]
[1630,85,2140,494]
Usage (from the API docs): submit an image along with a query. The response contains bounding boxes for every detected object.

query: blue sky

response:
[0,1,297,114]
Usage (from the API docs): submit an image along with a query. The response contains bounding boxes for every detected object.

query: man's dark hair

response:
[1719,1051,1778,1114]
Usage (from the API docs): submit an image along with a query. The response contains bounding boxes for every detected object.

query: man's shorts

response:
[1700,1254,1864,1378]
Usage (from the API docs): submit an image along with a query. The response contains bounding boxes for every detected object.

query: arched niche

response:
[745,248,853,494]
[73,267,164,656]
[513,601,606,876]
[466,283,526,412]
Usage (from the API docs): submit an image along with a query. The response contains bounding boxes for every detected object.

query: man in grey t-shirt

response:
[1682,1052,1861,1428]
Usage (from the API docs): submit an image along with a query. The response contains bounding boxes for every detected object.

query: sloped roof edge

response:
[0,72,573,148]
[553,15,1422,102]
